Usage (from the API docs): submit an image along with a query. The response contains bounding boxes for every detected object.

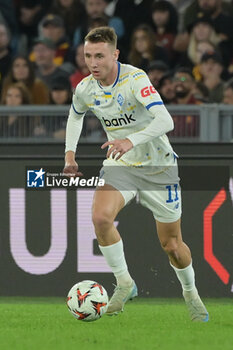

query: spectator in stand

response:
[147,60,169,89]
[49,0,85,41]
[157,72,176,104]
[29,15,75,75]
[70,44,90,89]
[0,0,18,52]
[73,0,125,52]
[193,81,210,102]
[128,24,169,71]
[87,16,109,31]
[1,81,31,105]
[173,67,199,104]
[186,17,220,66]
[165,0,195,32]
[199,51,224,102]
[33,37,70,90]
[1,55,49,104]
[175,0,233,68]
[183,0,233,35]
[192,40,217,81]
[37,14,72,66]
[34,76,72,138]
[50,76,72,105]
[151,0,178,64]
[105,0,154,52]
[16,0,53,49]
[0,81,32,137]
[223,78,233,104]
[50,76,72,139]
[171,67,200,137]
[0,23,12,92]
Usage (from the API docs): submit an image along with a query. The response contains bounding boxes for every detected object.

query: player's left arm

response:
[101,70,173,159]
[126,70,174,147]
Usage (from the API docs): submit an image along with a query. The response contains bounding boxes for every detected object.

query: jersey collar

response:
[97,61,120,90]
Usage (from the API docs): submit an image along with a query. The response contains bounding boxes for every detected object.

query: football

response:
[66,280,109,322]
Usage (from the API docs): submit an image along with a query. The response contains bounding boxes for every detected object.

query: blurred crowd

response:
[0,0,233,139]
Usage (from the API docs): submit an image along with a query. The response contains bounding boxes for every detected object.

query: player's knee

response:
[161,239,178,258]
[92,209,114,230]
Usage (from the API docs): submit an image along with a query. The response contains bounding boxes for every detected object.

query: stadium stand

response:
[0,0,232,140]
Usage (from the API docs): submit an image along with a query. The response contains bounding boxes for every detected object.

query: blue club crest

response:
[117,93,124,106]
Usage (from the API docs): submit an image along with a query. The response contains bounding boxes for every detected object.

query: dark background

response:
[0,143,232,298]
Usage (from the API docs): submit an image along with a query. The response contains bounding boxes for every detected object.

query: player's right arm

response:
[63,84,88,177]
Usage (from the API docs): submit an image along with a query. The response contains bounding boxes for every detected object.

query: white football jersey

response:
[68,62,177,167]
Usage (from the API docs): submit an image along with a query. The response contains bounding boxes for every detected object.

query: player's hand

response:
[63,161,83,177]
[101,138,133,160]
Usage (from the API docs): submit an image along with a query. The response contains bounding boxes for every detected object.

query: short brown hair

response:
[84,26,117,48]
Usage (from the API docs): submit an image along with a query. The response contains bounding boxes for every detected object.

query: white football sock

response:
[170,261,196,292]
[99,239,133,287]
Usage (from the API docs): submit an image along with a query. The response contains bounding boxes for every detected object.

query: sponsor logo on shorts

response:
[173,202,180,210]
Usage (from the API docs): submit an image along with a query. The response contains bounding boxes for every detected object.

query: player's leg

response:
[92,184,137,314]
[156,219,191,269]
[156,219,209,322]
[139,182,208,322]
[92,184,124,246]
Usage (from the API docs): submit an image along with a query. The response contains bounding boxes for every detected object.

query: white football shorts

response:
[99,162,182,223]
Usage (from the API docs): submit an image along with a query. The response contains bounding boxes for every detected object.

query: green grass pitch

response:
[0,297,232,350]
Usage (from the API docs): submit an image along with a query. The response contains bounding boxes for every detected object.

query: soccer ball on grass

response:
[67,280,108,321]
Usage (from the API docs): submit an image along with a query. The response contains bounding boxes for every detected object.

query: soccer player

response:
[64,27,209,322]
